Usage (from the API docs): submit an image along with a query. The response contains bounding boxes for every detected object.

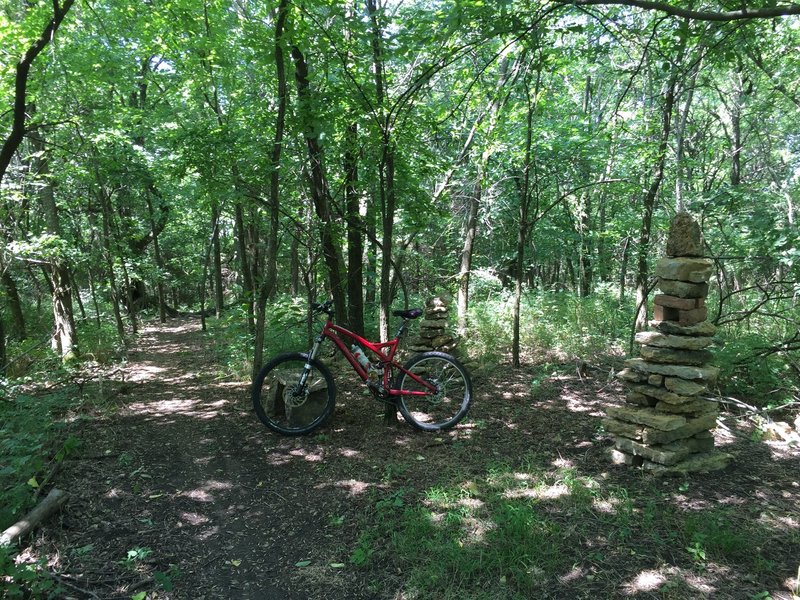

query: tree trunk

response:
[619,236,630,304]
[290,46,347,326]
[98,188,127,344]
[0,0,75,187]
[290,233,300,296]
[0,315,5,378]
[634,73,678,332]
[2,270,27,340]
[145,194,167,323]
[252,0,288,382]
[30,128,78,359]
[212,203,224,318]
[234,201,254,331]
[457,187,480,335]
[512,78,537,368]
[345,122,365,335]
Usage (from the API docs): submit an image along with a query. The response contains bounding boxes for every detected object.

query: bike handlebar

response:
[311,299,334,315]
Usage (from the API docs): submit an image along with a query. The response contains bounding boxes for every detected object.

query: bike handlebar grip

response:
[311,300,334,312]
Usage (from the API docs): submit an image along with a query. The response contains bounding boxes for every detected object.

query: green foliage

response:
[465,287,633,364]
[351,460,783,600]
[0,388,79,531]
[120,547,152,570]
[714,331,799,407]
[0,545,59,599]
[77,321,126,365]
[206,295,312,378]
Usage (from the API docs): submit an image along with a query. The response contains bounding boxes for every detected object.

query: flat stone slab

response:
[420,319,447,329]
[649,320,717,337]
[635,331,714,351]
[656,257,713,283]
[431,335,455,347]
[653,304,708,325]
[639,345,713,366]
[625,358,719,383]
[656,399,718,415]
[618,368,647,383]
[654,294,704,310]
[641,412,718,444]
[607,406,686,431]
[626,383,686,404]
[615,437,698,466]
[603,418,644,440]
[664,377,706,396]
[610,448,642,466]
[626,392,657,407]
[657,279,709,299]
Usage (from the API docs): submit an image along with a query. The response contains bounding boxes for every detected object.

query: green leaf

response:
[295,560,312,567]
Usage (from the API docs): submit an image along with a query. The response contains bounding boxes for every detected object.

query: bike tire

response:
[252,353,337,435]
[394,351,472,431]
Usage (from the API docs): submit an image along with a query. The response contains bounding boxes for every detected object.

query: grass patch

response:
[0,386,81,531]
[351,459,789,599]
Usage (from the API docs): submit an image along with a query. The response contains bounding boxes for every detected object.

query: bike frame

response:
[308,317,436,398]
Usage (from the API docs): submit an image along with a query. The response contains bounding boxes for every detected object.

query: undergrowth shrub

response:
[464,287,633,364]
[0,388,79,531]
[714,332,798,408]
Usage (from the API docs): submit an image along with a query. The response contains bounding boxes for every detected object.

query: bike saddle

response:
[393,308,423,319]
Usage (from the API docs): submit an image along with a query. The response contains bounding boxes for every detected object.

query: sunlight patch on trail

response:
[126,364,168,382]
[125,398,227,419]
[621,570,666,594]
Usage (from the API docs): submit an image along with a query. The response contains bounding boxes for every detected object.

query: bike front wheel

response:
[252,353,337,435]
[394,351,472,431]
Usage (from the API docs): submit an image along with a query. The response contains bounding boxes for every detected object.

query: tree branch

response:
[558,0,800,21]
[0,0,76,186]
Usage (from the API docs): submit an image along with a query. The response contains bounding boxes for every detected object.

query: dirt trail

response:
[39,317,800,600]
[48,318,380,599]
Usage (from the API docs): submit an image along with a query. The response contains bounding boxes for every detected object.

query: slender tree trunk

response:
[2,271,27,341]
[345,122,365,335]
[512,79,537,368]
[457,185,480,335]
[578,191,593,298]
[0,315,6,378]
[30,128,78,359]
[378,144,396,343]
[252,0,288,381]
[634,58,681,332]
[145,194,167,323]
[365,197,377,309]
[120,260,137,336]
[290,234,300,296]
[98,188,127,344]
[619,236,630,304]
[212,203,224,318]
[453,58,518,334]
[234,201,254,331]
[290,45,348,326]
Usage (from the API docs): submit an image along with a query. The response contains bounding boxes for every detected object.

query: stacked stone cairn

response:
[607,213,731,474]
[409,296,459,354]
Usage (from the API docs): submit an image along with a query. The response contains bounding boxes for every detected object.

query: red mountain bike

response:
[252,300,473,435]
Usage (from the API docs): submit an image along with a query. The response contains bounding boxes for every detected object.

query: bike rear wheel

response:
[394,351,472,431]
[253,353,336,435]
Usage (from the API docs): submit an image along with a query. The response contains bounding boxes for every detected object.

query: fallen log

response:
[0,488,68,546]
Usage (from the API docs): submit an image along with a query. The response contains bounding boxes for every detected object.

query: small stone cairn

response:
[409,296,459,354]
[607,213,731,474]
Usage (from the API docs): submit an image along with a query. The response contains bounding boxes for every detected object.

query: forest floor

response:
[28,317,800,599]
